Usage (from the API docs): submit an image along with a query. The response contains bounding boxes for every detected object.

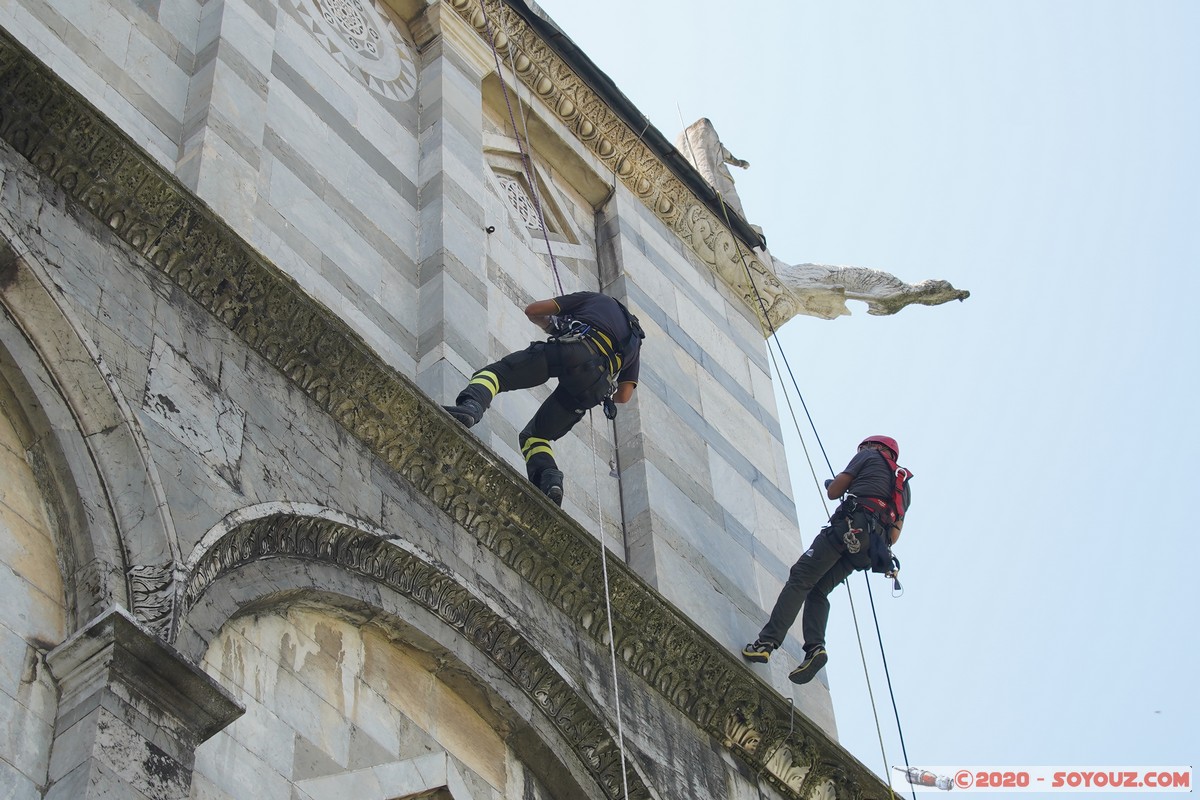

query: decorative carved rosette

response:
[284,0,418,101]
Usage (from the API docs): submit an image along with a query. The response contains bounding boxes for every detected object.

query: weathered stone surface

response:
[442,0,800,332]
[43,607,242,799]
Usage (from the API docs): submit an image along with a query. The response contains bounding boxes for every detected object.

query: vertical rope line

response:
[846,577,899,800]
[590,410,631,799]
[866,576,915,800]
[579,99,652,761]
[478,8,630,794]
[739,235,901,796]
[583,99,659,800]
[766,336,833,513]
[477,0,564,295]
[501,32,562,293]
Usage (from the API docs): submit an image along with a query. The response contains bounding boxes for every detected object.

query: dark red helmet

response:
[860,435,899,460]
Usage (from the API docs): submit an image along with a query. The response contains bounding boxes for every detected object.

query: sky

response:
[532,1,1199,795]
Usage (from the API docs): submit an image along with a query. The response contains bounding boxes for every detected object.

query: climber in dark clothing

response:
[742,436,912,684]
[443,291,644,506]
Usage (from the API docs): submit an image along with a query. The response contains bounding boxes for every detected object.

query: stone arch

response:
[176,509,657,800]
[0,337,69,797]
[0,227,180,633]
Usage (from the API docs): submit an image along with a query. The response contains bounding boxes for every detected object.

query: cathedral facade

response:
[0,0,889,797]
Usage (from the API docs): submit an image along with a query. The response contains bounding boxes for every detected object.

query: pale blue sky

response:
[534,0,1199,793]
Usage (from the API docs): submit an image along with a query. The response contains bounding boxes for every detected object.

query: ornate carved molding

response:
[0,26,888,799]
[444,0,799,332]
[127,562,177,636]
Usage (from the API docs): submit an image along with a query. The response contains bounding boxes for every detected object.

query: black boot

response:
[443,398,485,428]
[788,645,828,684]
[539,468,564,506]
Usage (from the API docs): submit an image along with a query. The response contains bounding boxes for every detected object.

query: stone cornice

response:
[47,606,243,746]
[0,25,887,800]
[444,0,800,333]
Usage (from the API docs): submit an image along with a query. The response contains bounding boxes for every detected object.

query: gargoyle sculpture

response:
[774,261,970,319]
[676,117,970,320]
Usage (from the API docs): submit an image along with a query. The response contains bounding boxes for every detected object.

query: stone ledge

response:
[45,607,244,748]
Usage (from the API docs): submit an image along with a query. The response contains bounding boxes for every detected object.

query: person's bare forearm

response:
[525,299,559,331]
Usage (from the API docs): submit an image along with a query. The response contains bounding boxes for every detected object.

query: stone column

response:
[43,607,243,800]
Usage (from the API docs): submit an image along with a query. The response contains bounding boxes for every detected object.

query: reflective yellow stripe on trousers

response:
[467,369,500,399]
[521,436,554,461]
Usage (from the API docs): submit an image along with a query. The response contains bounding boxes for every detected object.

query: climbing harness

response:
[852,448,913,530]
[554,319,624,375]
[547,325,620,413]
[840,495,903,587]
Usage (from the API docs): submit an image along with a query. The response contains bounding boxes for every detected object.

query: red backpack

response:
[855,449,912,526]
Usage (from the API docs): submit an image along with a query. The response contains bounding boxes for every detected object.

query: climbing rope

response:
[762,338,899,800]
[477,7,905,794]
[478,0,564,296]
[478,5,631,795]
[865,576,914,796]
[675,118,911,800]
[590,411,631,799]
[754,254,912,800]
[758,246,914,800]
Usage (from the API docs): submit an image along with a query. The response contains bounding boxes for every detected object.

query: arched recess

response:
[0,339,68,796]
[0,227,180,633]
[176,509,658,800]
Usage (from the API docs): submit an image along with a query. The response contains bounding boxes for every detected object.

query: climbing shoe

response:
[741,640,775,664]
[539,468,564,506]
[443,398,484,428]
[788,645,828,684]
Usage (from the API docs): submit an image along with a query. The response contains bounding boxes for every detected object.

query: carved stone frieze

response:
[0,25,890,799]
[445,0,798,332]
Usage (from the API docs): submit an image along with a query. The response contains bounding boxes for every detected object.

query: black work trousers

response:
[757,509,876,650]
[457,338,608,484]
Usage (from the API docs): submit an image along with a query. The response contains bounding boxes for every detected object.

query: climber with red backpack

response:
[742,436,912,684]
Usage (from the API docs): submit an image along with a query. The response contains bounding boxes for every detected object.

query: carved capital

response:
[44,607,242,799]
[127,562,178,637]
